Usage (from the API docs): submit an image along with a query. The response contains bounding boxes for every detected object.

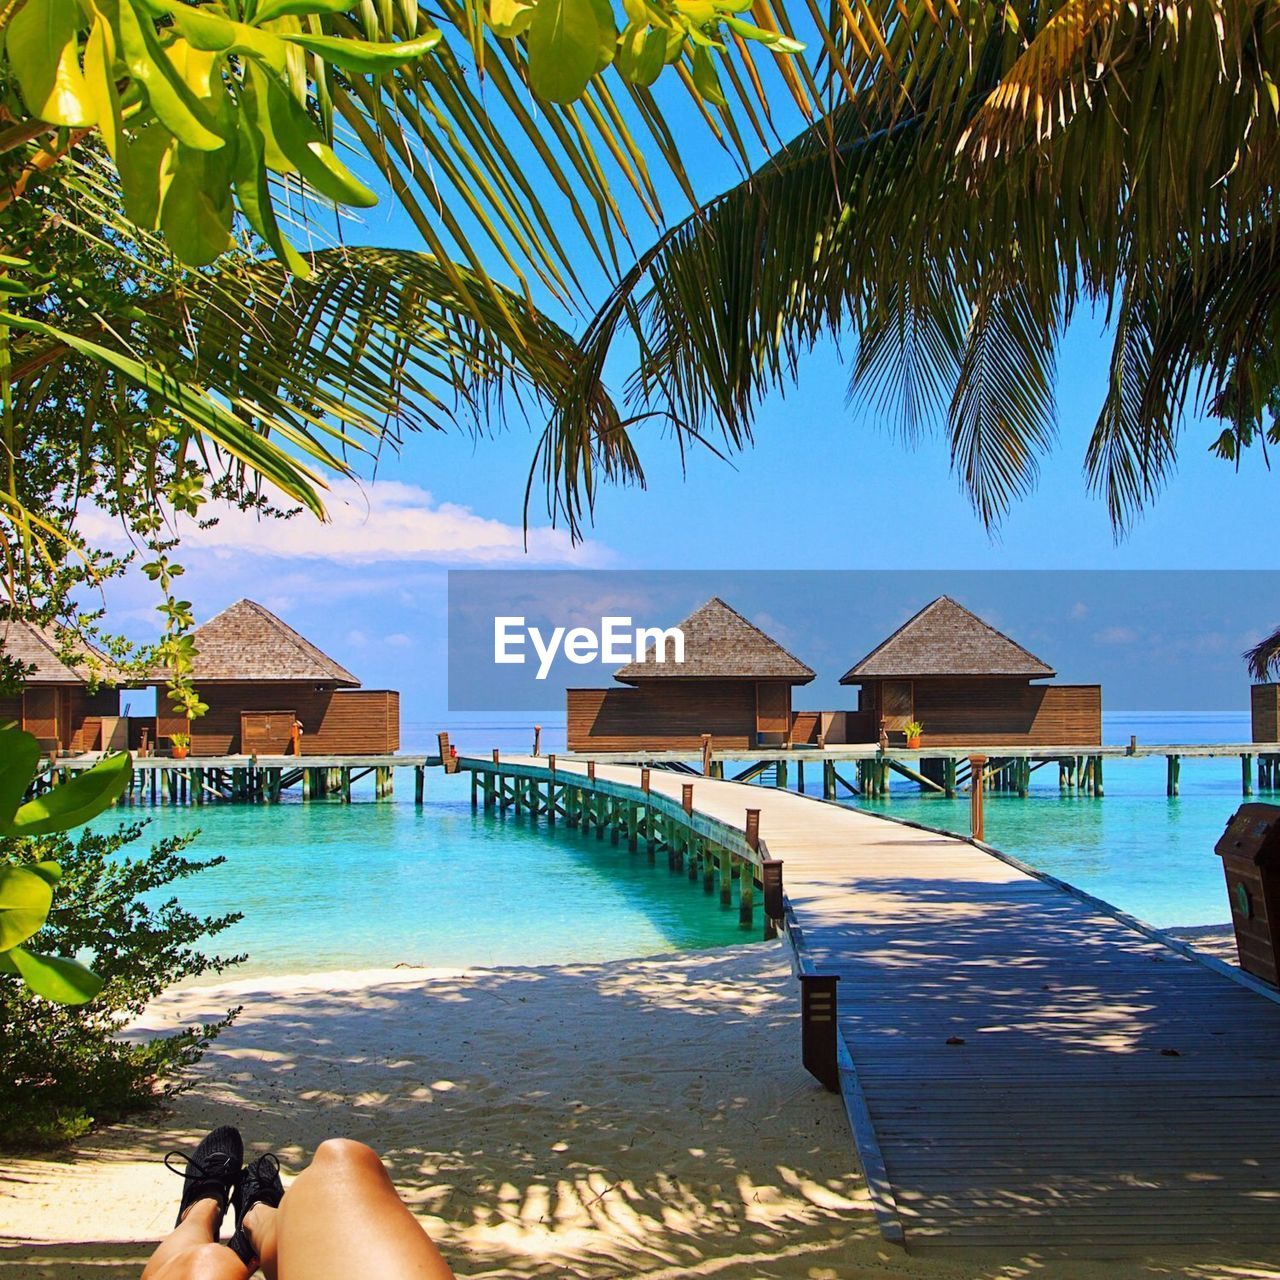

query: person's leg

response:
[144,1127,248,1280]
[261,1139,455,1280]
[141,1199,252,1280]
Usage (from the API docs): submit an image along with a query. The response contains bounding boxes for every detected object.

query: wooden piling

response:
[969,755,987,842]
[738,859,754,928]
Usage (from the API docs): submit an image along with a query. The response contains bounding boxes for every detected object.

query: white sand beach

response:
[4,940,1279,1280]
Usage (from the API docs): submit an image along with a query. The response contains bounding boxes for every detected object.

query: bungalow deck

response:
[461,752,1280,1253]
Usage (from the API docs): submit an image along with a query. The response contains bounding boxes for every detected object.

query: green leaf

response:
[721,15,803,51]
[0,866,54,951]
[690,44,726,106]
[231,110,312,278]
[0,727,41,826]
[5,946,103,1005]
[528,0,615,103]
[116,0,226,149]
[160,146,235,268]
[252,0,354,21]
[1,751,132,838]
[83,13,123,158]
[5,0,95,126]
[490,0,537,37]
[118,123,178,230]
[29,862,63,886]
[260,72,379,207]
[280,30,442,74]
[158,2,289,73]
[617,22,666,86]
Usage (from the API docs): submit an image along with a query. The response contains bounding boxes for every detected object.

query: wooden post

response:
[1167,755,1180,797]
[547,757,557,826]
[745,808,760,852]
[1244,753,1255,796]
[762,859,784,925]
[701,734,713,776]
[702,842,715,892]
[641,766,650,794]
[796,759,805,794]
[738,858,754,928]
[415,765,425,805]
[800,974,840,1092]
[268,767,281,803]
[587,760,596,783]
[775,758,787,789]
[341,766,351,804]
[688,833,700,882]
[823,760,835,801]
[533,724,542,757]
[1128,734,1138,756]
[719,845,733,905]
[945,756,957,799]
[969,755,987,842]
[682,783,694,815]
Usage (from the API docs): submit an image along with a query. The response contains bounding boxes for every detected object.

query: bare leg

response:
[262,1139,455,1280]
[141,1199,251,1280]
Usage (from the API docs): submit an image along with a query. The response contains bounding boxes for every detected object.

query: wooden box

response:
[1214,803,1280,986]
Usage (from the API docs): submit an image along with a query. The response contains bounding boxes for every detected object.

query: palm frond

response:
[1247,629,1280,683]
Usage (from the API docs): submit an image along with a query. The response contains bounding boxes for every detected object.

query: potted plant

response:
[169,732,190,760]
[904,721,923,750]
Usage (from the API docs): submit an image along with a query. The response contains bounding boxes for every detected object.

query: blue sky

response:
[84,75,1280,722]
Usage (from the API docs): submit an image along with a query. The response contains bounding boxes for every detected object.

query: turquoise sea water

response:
[117,711,1255,978]
[119,776,749,978]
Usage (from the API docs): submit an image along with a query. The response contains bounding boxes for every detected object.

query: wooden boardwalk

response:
[465,754,1280,1253]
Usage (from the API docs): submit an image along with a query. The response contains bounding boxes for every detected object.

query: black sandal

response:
[228,1152,285,1266]
[164,1125,244,1229]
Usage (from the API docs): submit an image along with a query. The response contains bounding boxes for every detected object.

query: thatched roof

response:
[840,596,1055,682]
[179,600,359,685]
[0,618,119,685]
[615,597,815,684]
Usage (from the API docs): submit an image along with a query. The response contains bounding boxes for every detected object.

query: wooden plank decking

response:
[471,755,1280,1253]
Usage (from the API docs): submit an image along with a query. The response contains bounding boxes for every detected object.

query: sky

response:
[75,65,1280,724]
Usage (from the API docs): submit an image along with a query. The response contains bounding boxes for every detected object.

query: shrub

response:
[0,820,245,1148]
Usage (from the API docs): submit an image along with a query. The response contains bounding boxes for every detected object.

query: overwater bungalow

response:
[1252,684,1280,743]
[0,618,122,755]
[149,599,400,756]
[566,597,816,752]
[835,595,1102,746]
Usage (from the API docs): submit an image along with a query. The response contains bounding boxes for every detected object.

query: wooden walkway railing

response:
[459,753,1280,1254]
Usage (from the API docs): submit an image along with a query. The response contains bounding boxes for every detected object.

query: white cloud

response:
[384,632,412,648]
[78,479,612,568]
[1094,625,1139,646]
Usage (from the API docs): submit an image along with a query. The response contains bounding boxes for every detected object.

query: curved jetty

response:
[462,753,1280,1253]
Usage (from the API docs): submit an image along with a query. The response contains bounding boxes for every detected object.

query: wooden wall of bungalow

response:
[791,679,1103,747]
[0,686,118,753]
[1253,684,1280,743]
[148,685,400,756]
[567,680,797,752]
